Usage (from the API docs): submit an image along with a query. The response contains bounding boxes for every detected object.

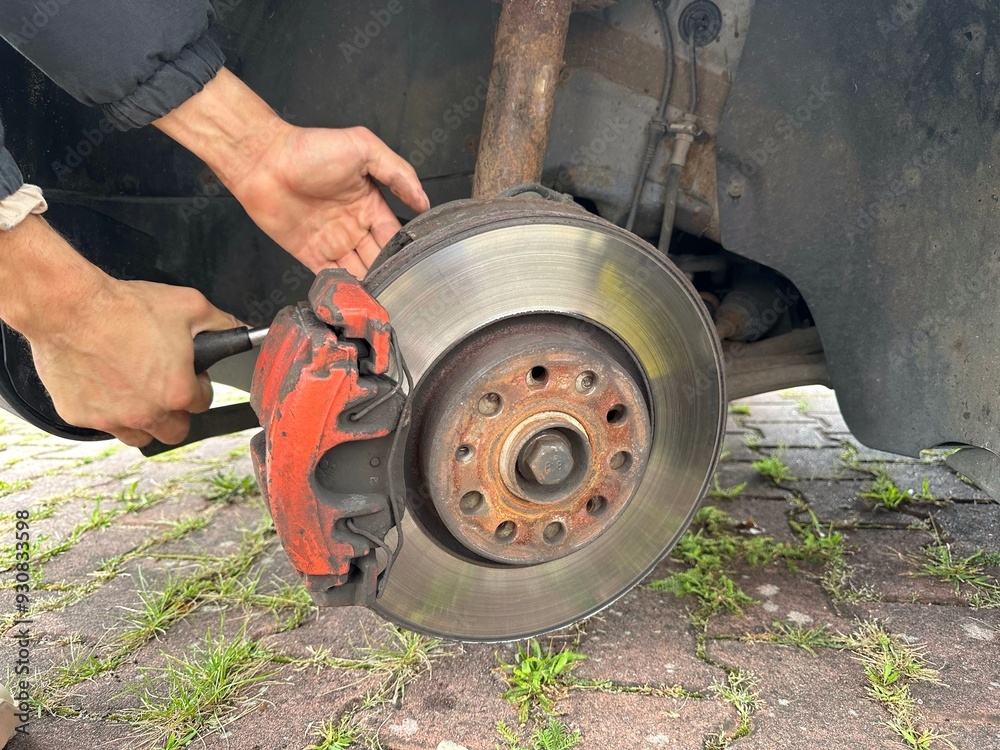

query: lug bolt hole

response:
[543,521,565,544]
[587,495,608,517]
[606,404,627,424]
[526,365,549,388]
[575,371,597,393]
[478,392,503,416]
[610,451,632,471]
[495,520,516,542]
[456,445,475,463]
[460,491,484,514]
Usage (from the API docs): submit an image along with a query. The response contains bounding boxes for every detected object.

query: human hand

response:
[227,124,430,278]
[155,69,429,278]
[28,277,242,447]
[0,218,242,447]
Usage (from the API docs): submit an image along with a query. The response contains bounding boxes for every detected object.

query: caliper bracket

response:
[250,268,404,608]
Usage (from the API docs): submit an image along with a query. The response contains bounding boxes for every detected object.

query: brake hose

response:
[625,0,674,232]
[656,22,701,254]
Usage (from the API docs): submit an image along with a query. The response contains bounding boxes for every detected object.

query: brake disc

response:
[364,196,725,641]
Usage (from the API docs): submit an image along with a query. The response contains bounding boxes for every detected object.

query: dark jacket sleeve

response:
[0,0,224,131]
[0,113,24,200]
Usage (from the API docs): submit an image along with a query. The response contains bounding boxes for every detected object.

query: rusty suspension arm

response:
[472,0,575,198]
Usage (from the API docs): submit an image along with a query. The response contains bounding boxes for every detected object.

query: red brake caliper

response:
[250,268,407,607]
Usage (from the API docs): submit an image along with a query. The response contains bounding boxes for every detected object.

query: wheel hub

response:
[418,316,651,565]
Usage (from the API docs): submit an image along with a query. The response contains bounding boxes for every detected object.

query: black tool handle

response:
[138,327,263,457]
[193,328,253,374]
[139,403,260,458]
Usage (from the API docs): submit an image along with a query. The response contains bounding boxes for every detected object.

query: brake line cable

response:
[625,0,675,232]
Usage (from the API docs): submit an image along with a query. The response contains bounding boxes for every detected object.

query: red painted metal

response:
[250,269,394,596]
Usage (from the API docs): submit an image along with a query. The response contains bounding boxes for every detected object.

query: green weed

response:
[213,572,314,631]
[789,510,844,565]
[704,670,761,748]
[843,621,951,750]
[115,481,162,512]
[916,543,1000,607]
[499,641,586,723]
[917,544,992,592]
[77,446,119,465]
[819,545,877,603]
[205,471,258,503]
[707,476,746,500]
[305,714,360,750]
[752,449,796,484]
[860,471,911,509]
[0,479,30,496]
[728,404,751,416]
[122,626,275,747]
[649,505,842,626]
[498,718,582,750]
[357,626,444,705]
[747,621,842,654]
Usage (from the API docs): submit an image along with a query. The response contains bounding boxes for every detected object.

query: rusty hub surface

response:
[419,317,651,564]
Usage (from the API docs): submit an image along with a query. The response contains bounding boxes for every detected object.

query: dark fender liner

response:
[717,1,1000,481]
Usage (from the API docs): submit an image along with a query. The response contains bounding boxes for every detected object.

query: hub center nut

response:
[518,430,575,486]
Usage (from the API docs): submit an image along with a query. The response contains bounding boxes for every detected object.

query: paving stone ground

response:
[1,386,998,750]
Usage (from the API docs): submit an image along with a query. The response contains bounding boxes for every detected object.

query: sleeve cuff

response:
[100,34,226,131]
[0,147,24,201]
[0,184,47,231]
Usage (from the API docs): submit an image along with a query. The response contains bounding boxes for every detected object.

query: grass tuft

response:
[0,478,31,496]
[915,542,1000,607]
[704,670,761,748]
[648,505,844,626]
[305,714,360,750]
[746,621,842,654]
[122,626,275,747]
[843,621,952,750]
[499,641,586,723]
[859,471,911,509]
[498,718,582,750]
[708,476,746,500]
[752,448,796,484]
[205,471,258,503]
[917,544,992,592]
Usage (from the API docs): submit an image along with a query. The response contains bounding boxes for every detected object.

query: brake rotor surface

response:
[365,199,725,641]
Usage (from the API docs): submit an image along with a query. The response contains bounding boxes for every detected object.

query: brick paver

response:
[1,387,998,749]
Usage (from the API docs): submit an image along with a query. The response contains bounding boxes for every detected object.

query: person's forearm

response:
[0,216,109,339]
[154,66,428,277]
[154,68,291,189]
